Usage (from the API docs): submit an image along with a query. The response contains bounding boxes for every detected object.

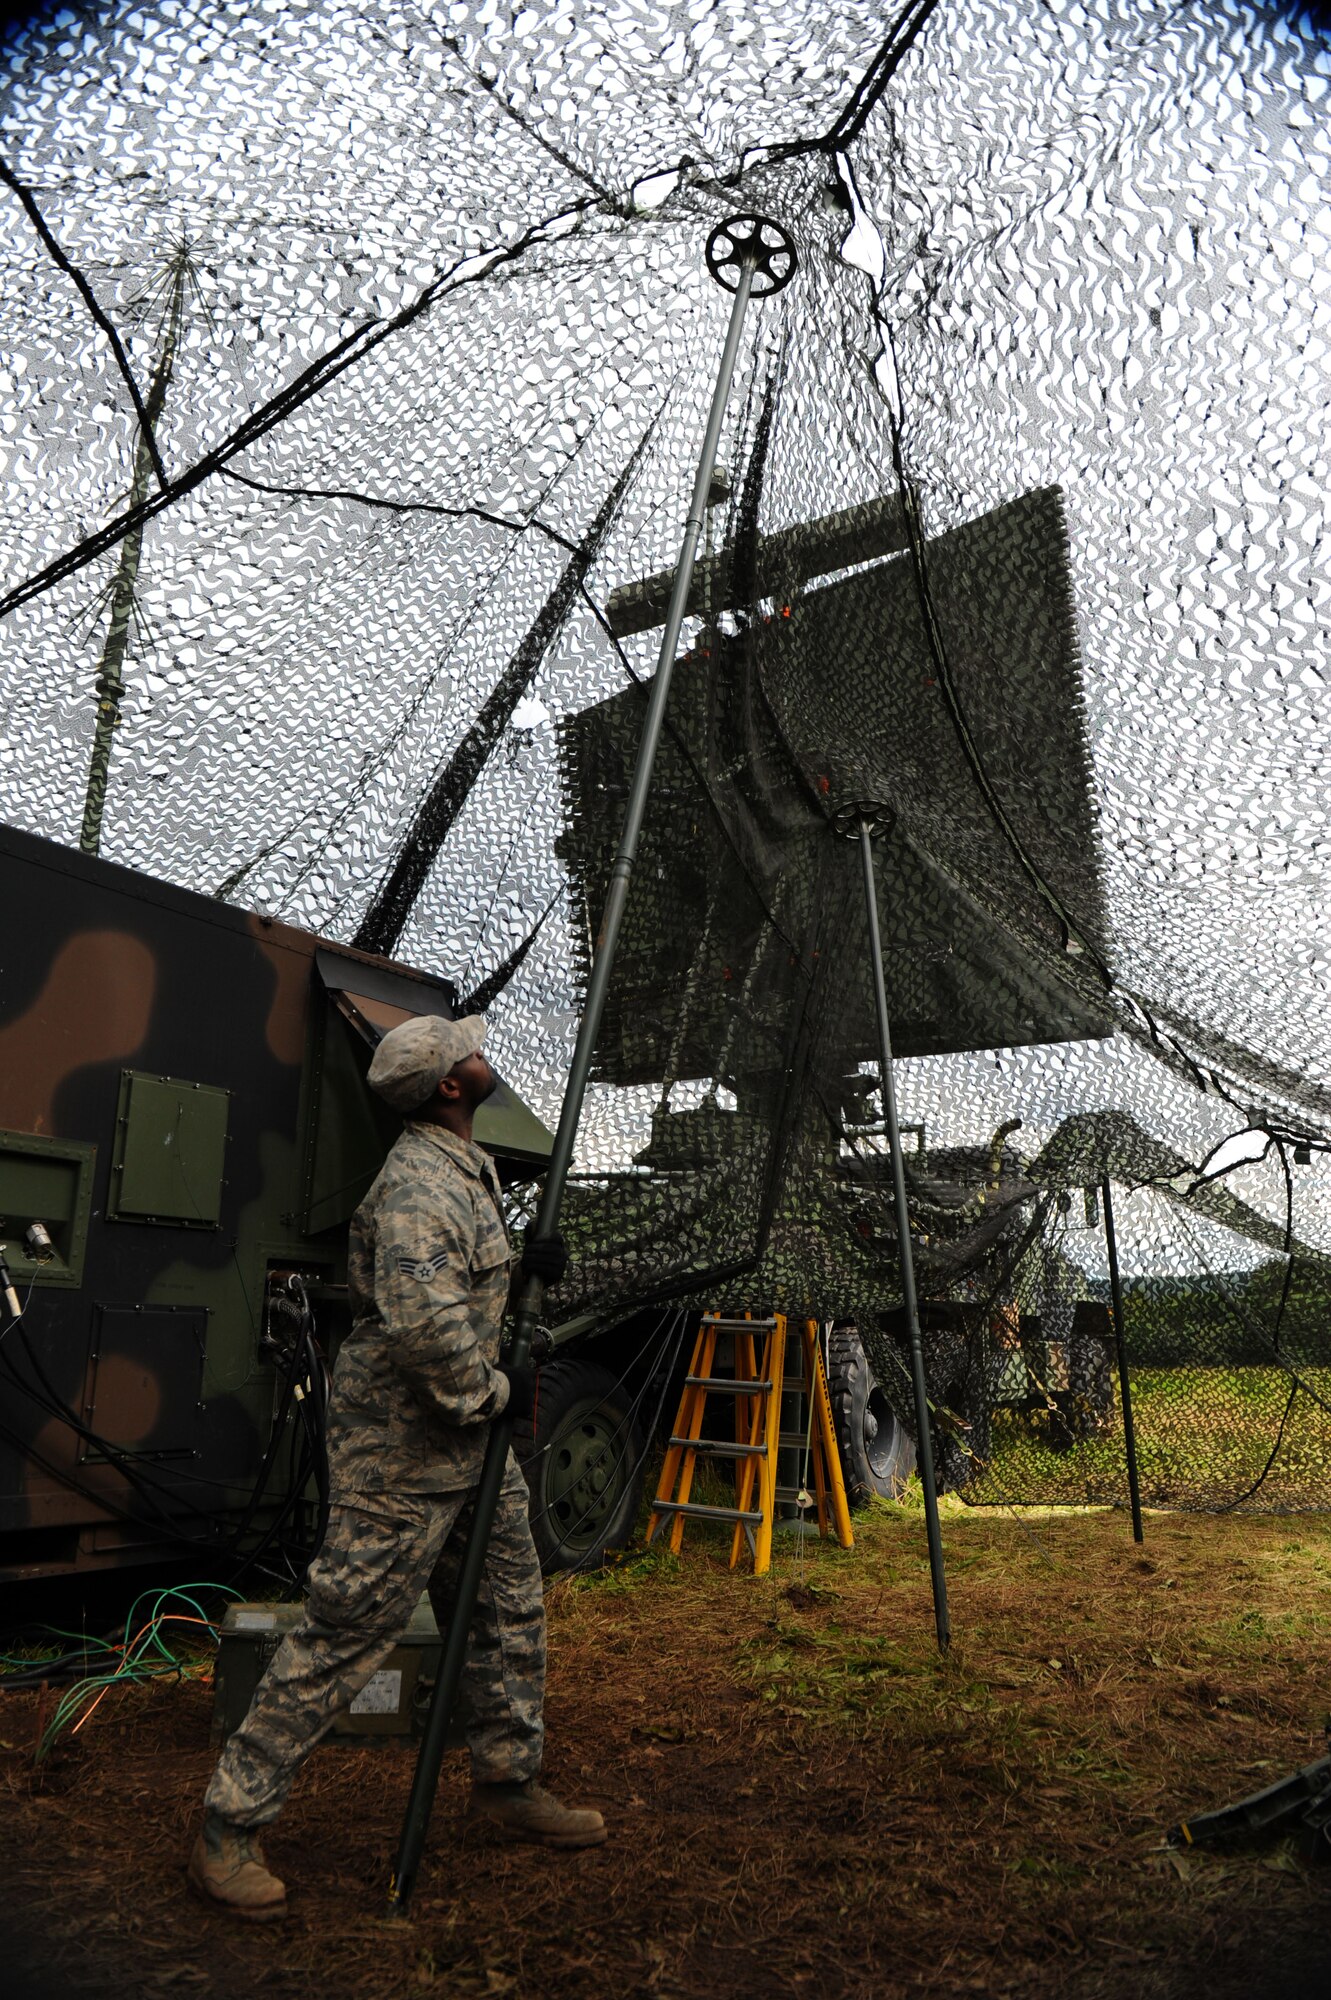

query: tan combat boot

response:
[187,1810,287,1920]
[469,1779,607,1849]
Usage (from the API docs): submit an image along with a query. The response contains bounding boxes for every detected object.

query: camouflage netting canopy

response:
[2,0,1329,1507]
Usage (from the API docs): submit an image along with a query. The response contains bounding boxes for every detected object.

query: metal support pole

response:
[387,222,789,1916]
[857,820,950,1652]
[1101,1175,1143,1544]
[80,251,187,856]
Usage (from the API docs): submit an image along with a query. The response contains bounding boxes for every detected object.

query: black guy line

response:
[0,154,168,490]
[0,198,597,622]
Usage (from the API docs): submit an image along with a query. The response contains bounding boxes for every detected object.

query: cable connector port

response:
[24,1222,55,1264]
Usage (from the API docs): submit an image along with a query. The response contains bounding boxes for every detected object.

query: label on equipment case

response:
[350,1669,402,1716]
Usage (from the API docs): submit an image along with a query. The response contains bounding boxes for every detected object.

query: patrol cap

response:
[366,1013,486,1113]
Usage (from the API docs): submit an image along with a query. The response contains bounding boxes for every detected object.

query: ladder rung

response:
[774,1485,818,1503]
[667,1438,768,1457]
[651,1500,765,1525]
[777,1431,820,1448]
[683,1376,774,1392]
[702,1316,778,1330]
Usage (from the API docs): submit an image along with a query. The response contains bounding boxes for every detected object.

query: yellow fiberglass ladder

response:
[647,1311,854,1577]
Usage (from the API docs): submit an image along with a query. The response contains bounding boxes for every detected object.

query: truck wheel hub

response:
[550,1416,621,1544]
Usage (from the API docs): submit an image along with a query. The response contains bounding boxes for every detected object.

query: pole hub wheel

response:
[705,214,798,295]
[830,798,896,840]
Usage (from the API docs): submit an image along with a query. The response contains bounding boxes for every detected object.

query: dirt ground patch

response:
[4,1500,1331,1999]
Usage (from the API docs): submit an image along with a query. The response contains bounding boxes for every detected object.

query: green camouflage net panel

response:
[0,0,1328,1509]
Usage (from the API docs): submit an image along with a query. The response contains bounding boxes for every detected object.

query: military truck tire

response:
[827,1327,916,1506]
[513,1357,646,1574]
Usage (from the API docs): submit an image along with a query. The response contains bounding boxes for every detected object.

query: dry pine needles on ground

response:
[4,1500,1331,2000]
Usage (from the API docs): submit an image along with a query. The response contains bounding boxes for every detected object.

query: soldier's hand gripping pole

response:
[856,814,951,1652]
[387,215,797,1917]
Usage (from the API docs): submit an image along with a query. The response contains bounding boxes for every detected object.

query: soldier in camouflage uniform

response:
[189,1013,605,1921]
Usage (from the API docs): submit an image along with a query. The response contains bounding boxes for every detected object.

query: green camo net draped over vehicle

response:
[1,0,1328,1510]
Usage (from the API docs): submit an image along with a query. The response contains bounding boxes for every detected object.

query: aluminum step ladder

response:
[647,1311,854,1577]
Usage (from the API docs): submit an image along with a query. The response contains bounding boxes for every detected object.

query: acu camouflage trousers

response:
[205,1457,545,1828]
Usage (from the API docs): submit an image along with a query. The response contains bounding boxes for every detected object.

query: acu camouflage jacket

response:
[326,1121,514,1496]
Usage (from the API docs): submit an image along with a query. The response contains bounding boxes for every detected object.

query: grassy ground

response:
[980,1366,1331,1509]
[4,1497,1331,1999]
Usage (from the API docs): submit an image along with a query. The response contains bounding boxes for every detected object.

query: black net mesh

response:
[1,0,1329,1511]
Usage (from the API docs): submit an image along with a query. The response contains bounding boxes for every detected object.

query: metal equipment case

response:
[211,1597,446,1744]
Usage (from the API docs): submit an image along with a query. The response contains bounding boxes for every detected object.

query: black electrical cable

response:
[228,1428,319,1589]
[0,1301,290,1518]
[0,1300,212,1496]
[233,1415,316,1577]
[294,1317,331,1554]
[1213,1381,1301,1517]
[0,1378,287,1571]
[291,1394,322,1531]
[0,1402,239,1561]
[295,1280,332,1551]
[0,1332,241,1526]
[1170,1139,1327,1513]
[228,1348,323,1575]
[0,1285,320,1565]
[0,1272,39,1344]
[227,1287,333,1584]
[8,1409,289,1564]
[219,1279,328,1567]
[220,1323,310,1552]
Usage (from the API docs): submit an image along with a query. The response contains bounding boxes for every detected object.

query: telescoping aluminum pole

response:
[848,808,950,1652]
[1101,1175,1144,1543]
[387,214,798,1917]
